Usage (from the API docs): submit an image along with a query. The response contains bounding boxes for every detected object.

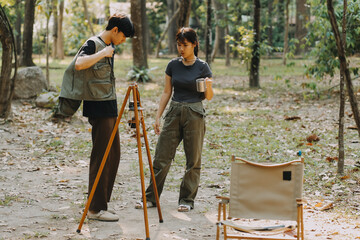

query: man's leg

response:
[88,117,120,212]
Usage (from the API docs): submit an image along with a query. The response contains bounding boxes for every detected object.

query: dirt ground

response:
[1,78,360,240]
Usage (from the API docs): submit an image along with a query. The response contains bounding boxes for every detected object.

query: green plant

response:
[126,66,157,83]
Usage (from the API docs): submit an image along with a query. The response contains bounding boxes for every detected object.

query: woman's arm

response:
[204,77,214,100]
[154,74,173,135]
[75,45,114,70]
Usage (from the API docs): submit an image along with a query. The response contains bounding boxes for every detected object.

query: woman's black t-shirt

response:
[78,37,118,118]
[165,57,212,103]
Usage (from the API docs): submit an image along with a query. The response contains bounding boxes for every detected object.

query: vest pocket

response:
[88,80,113,99]
[93,63,111,79]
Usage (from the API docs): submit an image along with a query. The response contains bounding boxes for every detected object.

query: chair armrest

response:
[216,195,230,204]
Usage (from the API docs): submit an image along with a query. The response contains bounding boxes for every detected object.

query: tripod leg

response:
[77,87,131,233]
[136,88,163,223]
[133,86,151,239]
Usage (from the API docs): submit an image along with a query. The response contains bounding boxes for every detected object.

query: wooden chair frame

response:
[216,156,304,240]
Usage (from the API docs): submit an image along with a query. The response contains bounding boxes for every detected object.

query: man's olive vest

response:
[59,36,116,101]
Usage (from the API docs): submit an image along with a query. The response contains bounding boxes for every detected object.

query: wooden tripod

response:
[77,83,163,240]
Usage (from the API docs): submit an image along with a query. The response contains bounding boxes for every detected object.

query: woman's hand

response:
[205,77,212,88]
[204,77,214,100]
[154,117,161,135]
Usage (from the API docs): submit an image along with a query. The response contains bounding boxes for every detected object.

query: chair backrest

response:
[229,157,304,221]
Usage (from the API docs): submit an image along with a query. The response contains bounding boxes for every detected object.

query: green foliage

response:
[147,0,166,52]
[226,25,282,67]
[226,26,254,66]
[305,0,360,79]
[126,66,157,83]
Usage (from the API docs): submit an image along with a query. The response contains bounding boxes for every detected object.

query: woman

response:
[136,27,213,212]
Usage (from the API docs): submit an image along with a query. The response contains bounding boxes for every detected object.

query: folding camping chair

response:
[216,156,304,240]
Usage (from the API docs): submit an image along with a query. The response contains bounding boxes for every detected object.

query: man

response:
[59,13,134,221]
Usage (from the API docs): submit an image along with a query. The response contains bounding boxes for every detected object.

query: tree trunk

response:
[0,5,17,119]
[224,2,230,66]
[211,0,226,61]
[250,0,261,88]
[205,0,212,65]
[155,7,180,58]
[21,0,36,66]
[131,0,148,69]
[167,0,178,54]
[45,1,52,87]
[232,1,242,59]
[52,0,58,58]
[267,0,273,47]
[15,0,22,56]
[81,0,95,36]
[177,0,191,28]
[338,0,347,175]
[277,0,285,49]
[327,0,360,138]
[283,0,290,65]
[57,0,64,59]
[295,0,309,54]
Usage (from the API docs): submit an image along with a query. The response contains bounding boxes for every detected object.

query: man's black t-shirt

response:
[78,37,118,118]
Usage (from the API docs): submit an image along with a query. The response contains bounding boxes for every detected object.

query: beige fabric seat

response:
[216,156,304,240]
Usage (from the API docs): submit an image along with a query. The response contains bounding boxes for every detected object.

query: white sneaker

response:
[87,210,119,222]
[135,201,155,209]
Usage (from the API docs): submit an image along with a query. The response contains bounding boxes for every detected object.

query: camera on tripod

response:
[128,101,142,128]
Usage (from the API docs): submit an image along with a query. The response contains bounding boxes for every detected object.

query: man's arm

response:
[75,45,114,71]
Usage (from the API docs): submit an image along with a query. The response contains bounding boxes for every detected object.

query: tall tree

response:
[249,0,261,88]
[0,5,17,119]
[295,0,309,54]
[81,0,95,36]
[338,0,347,175]
[177,0,191,28]
[56,0,64,59]
[21,0,36,66]
[131,0,148,68]
[211,0,226,61]
[231,0,242,59]
[44,0,52,87]
[167,0,179,54]
[155,7,180,58]
[283,0,290,65]
[327,0,360,139]
[267,0,273,47]
[14,0,22,56]
[224,2,230,66]
[205,0,212,65]
[52,0,58,58]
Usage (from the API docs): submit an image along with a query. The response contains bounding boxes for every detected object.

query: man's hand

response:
[102,45,115,58]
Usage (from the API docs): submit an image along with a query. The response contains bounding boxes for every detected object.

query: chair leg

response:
[300,204,304,240]
[223,203,227,240]
[297,202,304,240]
[216,203,222,240]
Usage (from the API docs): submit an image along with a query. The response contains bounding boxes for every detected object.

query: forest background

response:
[0,0,360,239]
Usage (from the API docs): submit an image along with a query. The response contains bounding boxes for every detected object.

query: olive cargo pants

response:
[145,101,206,209]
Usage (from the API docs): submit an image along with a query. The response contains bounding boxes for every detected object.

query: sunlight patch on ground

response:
[170,211,192,222]
[219,106,247,115]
